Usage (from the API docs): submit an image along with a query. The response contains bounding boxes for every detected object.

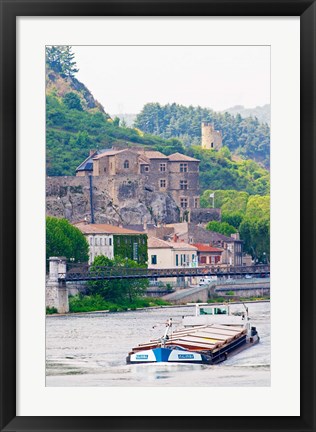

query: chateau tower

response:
[201,122,222,150]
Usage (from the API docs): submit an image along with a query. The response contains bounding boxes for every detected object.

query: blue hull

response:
[127,346,212,364]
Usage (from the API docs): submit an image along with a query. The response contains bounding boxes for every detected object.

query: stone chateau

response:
[46,123,223,225]
[76,148,200,221]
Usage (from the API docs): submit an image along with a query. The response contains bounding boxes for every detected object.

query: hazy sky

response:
[72,45,270,116]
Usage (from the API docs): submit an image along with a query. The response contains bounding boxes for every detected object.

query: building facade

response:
[148,222,243,267]
[76,148,201,221]
[193,243,223,266]
[74,222,147,265]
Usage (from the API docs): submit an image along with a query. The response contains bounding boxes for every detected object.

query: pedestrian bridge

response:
[60,263,270,282]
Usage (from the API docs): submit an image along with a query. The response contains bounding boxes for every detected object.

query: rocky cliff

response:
[46,176,180,225]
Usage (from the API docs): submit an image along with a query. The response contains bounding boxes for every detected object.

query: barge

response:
[126,303,259,365]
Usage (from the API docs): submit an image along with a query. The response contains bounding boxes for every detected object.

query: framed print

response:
[1,1,315,431]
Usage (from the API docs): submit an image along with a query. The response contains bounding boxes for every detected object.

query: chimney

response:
[143,216,147,231]
[173,234,178,243]
[90,149,96,157]
[231,233,240,240]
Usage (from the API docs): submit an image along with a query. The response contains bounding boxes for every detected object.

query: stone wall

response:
[190,208,221,224]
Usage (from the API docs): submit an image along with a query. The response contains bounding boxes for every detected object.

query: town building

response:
[193,243,223,266]
[73,222,147,265]
[148,237,198,286]
[147,222,243,267]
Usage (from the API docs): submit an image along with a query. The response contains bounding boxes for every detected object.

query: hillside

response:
[223,104,270,126]
[134,103,270,168]
[46,49,270,196]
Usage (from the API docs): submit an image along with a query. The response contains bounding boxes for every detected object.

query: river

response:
[46,302,270,387]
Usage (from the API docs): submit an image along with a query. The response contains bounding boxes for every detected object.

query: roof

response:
[75,149,108,172]
[92,149,125,160]
[122,224,156,232]
[193,243,223,253]
[136,150,169,159]
[74,223,144,235]
[148,237,173,249]
[171,241,197,251]
[168,152,200,162]
[148,237,197,251]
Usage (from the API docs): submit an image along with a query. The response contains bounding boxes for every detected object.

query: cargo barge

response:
[126,303,259,365]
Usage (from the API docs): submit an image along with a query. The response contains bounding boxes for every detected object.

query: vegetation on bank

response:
[46,216,89,267]
[68,294,170,313]
[202,190,270,261]
[87,255,149,302]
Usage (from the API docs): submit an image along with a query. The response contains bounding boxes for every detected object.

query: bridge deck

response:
[60,265,270,282]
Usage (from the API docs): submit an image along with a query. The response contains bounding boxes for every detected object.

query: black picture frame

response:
[1,1,315,431]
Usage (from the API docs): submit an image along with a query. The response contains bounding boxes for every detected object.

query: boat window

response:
[214,307,227,315]
[200,308,213,315]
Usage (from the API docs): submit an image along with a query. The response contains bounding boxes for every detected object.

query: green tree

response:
[46,46,79,78]
[87,255,149,302]
[206,221,237,237]
[63,92,83,111]
[46,217,88,266]
[239,217,270,262]
[222,212,244,229]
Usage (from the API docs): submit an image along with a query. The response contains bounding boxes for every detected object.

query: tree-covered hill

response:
[46,46,270,195]
[223,104,270,126]
[134,103,270,168]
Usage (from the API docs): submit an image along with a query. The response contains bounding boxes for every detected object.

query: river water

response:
[46,302,270,387]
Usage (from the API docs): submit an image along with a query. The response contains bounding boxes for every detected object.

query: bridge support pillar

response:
[46,257,69,313]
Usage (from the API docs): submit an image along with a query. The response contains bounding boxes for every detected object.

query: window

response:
[176,254,179,266]
[109,238,112,246]
[180,180,188,190]
[180,198,188,208]
[180,163,188,172]
[151,255,157,265]
[144,166,149,172]
[124,160,129,169]
[89,237,93,245]
[194,198,199,208]
[189,237,193,244]
[104,167,106,173]
[200,256,207,264]
[95,237,98,246]
[160,179,166,188]
[160,163,166,172]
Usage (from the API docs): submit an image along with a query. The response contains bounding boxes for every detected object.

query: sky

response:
[72,45,270,116]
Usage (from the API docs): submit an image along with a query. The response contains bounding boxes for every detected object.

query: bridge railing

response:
[61,263,270,282]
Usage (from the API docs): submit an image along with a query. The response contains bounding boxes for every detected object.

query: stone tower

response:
[201,122,222,150]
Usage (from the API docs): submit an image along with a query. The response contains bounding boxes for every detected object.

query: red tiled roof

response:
[193,243,223,253]
[148,237,197,250]
[148,237,173,249]
[74,223,144,235]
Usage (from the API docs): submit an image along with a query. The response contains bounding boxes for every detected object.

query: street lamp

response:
[209,192,215,209]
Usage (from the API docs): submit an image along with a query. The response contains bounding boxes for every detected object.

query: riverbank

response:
[46,294,170,315]
[46,294,270,316]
